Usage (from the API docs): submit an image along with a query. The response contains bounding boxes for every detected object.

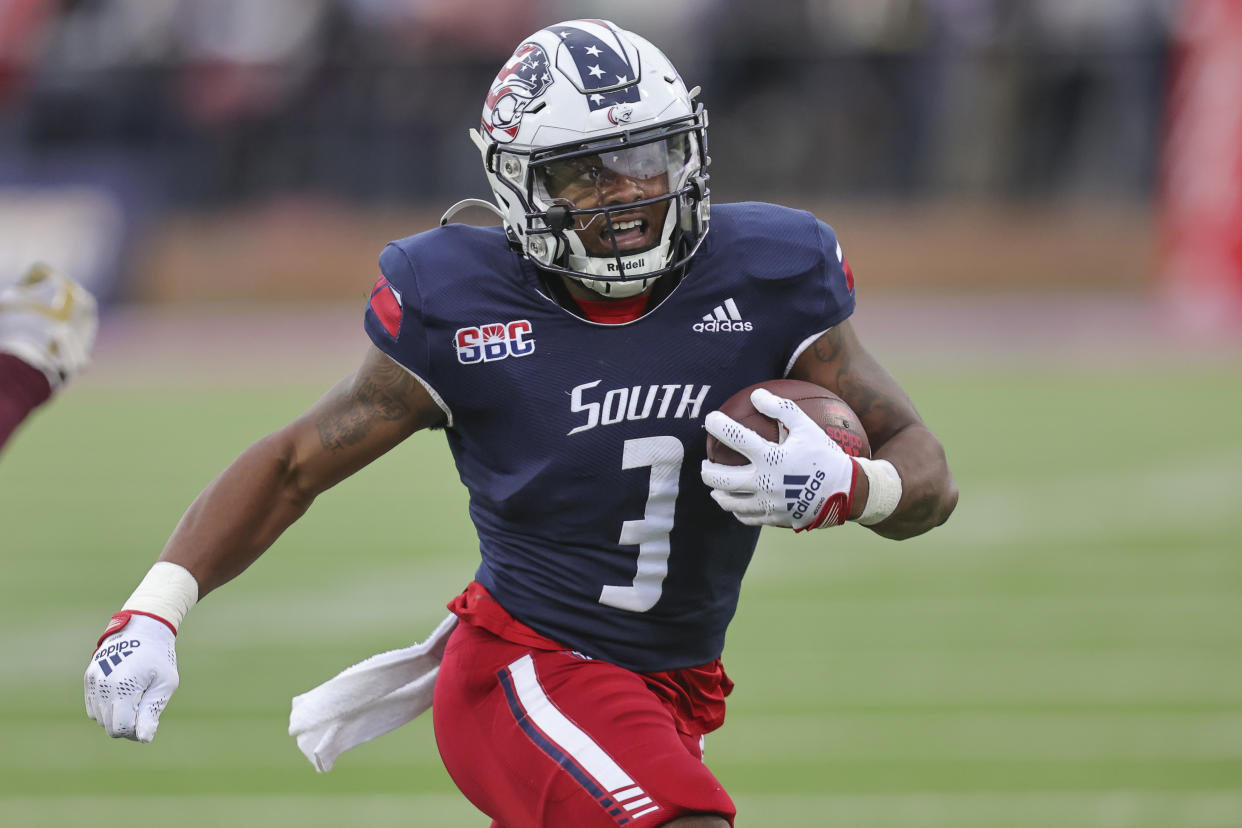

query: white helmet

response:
[469,19,710,297]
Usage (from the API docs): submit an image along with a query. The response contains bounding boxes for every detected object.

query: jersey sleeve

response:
[778,217,857,376]
[812,219,857,330]
[363,241,432,380]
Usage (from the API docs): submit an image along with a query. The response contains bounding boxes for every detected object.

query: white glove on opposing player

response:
[84,612,180,742]
[701,387,859,531]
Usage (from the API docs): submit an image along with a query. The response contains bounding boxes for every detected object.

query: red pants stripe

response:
[433,620,736,827]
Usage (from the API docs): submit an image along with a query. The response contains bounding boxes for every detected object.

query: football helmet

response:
[469,19,710,297]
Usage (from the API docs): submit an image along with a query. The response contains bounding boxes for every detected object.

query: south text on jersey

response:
[569,381,711,436]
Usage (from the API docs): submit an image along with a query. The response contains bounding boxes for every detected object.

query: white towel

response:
[288,613,458,772]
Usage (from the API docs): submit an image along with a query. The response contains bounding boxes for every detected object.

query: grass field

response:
[2,312,1241,827]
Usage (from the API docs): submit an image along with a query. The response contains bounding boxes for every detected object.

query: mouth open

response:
[602,216,652,250]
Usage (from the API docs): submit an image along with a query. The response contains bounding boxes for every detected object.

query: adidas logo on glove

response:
[693,298,753,333]
[95,639,140,676]
[785,471,828,523]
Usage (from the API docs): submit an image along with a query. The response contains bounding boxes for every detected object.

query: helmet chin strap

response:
[573,274,658,298]
[564,250,661,298]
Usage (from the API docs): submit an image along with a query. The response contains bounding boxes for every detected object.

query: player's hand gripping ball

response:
[701,380,870,531]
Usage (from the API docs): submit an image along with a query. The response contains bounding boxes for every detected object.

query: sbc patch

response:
[456,320,535,364]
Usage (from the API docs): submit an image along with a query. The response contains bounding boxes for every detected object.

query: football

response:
[705,379,870,465]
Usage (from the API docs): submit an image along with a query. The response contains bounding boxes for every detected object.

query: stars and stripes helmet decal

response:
[543,21,641,111]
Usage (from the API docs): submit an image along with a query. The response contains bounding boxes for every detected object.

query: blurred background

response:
[3,1,1241,827]
[0,0,1217,307]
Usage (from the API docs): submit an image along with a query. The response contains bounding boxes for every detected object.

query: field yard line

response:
[737,594,1242,612]
[931,445,1242,549]
[0,560,471,685]
[184,558,472,642]
[12,710,1238,763]
[718,710,1242,760]
[732,790,1242,827]
[8,449,1241,682]
[5,790,1242,828]
[0,794,480,828]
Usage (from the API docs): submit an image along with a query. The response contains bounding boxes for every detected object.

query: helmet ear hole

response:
[500,156,522,182]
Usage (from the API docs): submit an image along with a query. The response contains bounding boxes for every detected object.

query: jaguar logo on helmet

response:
[607,104,634,125]
[482,43,554,143]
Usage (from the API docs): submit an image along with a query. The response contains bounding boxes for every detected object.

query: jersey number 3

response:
[599,436,683,613]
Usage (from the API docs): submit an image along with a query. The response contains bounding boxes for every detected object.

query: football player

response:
[83,20,957,827]
[0,263,98,452]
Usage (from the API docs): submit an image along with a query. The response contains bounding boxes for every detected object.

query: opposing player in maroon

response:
[0,264,97,452]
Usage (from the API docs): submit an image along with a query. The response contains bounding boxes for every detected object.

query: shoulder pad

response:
[707,202,830,282]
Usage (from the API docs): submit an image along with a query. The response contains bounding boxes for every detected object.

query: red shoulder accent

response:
[369,276,403,338]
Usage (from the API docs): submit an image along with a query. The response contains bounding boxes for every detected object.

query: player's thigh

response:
[433,623,735,828]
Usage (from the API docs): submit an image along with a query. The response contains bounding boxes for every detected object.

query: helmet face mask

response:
[476,20,710,298]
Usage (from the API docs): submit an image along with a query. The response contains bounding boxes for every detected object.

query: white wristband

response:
[122,562,200,631]
[855,458,902,526]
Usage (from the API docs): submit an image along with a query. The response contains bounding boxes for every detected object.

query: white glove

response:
[701,387,858,531]
[84,612,180,742]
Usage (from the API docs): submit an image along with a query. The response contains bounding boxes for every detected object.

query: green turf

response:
[2,364,1240,827]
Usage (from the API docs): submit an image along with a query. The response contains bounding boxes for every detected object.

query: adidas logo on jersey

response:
[693,298,753,332]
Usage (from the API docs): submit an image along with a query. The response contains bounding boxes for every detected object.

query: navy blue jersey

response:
[364,202,855,671]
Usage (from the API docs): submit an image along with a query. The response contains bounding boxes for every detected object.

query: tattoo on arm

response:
[316,409,365,452]
[314,355,422,451]
[810,327,884,420]
[802,324,956,537]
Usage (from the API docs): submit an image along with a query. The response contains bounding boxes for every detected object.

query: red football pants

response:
[433,621,736,827]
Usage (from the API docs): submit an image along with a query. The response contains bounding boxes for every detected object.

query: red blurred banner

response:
[1160,0,1242,332]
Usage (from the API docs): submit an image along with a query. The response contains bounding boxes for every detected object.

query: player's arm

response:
[701,320,956,537]
[84,344,445,741]
[788,320,957,540]
[161,344,443,596]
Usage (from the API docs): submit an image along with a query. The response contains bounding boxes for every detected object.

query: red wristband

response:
[798,459,860,532]
[96,609,178,649]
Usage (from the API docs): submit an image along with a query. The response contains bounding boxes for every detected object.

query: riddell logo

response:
[693,298,753,332]
[606,257,647,273]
